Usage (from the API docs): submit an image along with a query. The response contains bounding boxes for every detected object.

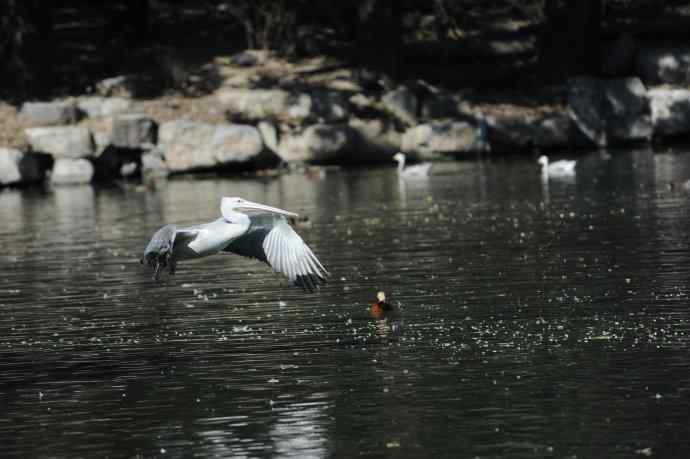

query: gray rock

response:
[311,90,349,121]
[217,88,348,122]
[96,75,150,98]
[401,121,485,158]
[636,45,690,85]
[278,124,357,162]
[568,77,652,147]
[19,100,79,126]
[141,148,169,178]
[217,88,312,121]
[77,97,132,118]
[602,34,637,76]
[257,121,279,153]
[421,92,475,119]
[0,148,47,185]
[349,93,377,112]
[92,129,112,157]
[159,120,264,172]
[487,111,576,151]
[25,126,95,158]
[381,86,418,125]
[648,87,690,137]
[50,158,94,185]
[349,118,402,161]
[112,113,157,149]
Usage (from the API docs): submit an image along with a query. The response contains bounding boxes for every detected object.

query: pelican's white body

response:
[142,196,327,291]
[175,218,247,260]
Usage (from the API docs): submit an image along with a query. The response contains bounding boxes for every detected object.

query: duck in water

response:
[370,291,400,319]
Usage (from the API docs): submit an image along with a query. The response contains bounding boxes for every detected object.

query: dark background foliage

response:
[2,0,690,101]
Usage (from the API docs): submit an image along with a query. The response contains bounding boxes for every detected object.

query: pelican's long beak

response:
[238,200,299,218]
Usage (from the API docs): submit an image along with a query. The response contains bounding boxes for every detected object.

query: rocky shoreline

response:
[2,44,690,188]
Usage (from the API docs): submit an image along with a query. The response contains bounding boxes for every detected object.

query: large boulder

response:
[111,113,157,149]
[77,97,132,118]
[50,158,94,185]
[25,126,95,158]
[19,100,79,125]
[401,121,486,158]
[381,86,418,125]
[648,87,690,137]
[158,120,265,172]
[567,77,652,147]
[217,88,312,121]
[217,88,348,122]
[278,124,357,162]
[0,148,48,185]
[310,90,349,122]
[486,111,578,152]
[636,45,690,85]
[349,118,402,161]
[257,121,280,154]
[421,92,476,119]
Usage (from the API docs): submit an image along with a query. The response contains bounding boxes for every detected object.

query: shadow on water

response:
[2,149,690,458]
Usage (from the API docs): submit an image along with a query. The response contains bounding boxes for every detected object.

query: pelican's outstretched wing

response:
[224,214,328,292]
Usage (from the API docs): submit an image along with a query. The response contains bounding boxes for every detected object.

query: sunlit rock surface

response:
[402,120,485,158]
[159,120,264,172]
[381,86,418,126]
[217,89,312,122]
[648,87,690,137]
[19,101,79,126]
[77,97,132,118]
[278,124,357,162]
[217,88,348,123]
[111,113,157,149]
[25,126,95,158]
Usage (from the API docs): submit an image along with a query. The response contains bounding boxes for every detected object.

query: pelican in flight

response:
[394,152,432,178]
[538,155,576,179]
[141,197,328,292]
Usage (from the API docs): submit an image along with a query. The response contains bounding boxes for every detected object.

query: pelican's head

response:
[537,155,549,167]
[393,152,405,164]
[376,291,386,302]
[221,197,298,220]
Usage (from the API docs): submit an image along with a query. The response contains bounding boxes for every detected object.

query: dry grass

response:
[0,103,29,149]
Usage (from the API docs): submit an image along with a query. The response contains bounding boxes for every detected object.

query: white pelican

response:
[538,155,576,179]
[393,152,432,178]
[141,197,328,292]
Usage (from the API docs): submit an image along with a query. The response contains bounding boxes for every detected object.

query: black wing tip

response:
[294,273,327,293]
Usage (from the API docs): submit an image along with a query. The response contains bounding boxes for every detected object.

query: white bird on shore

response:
[141,197,328,292]
[393,152,432,178]
[538,155,576,179]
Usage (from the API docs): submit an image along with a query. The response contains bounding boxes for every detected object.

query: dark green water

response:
[1,149,690,458]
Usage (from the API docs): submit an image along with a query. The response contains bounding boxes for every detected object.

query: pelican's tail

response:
[141,224,177,281]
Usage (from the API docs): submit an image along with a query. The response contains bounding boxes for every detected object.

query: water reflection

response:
[1,149,690,458]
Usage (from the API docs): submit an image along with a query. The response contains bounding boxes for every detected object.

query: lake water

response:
[1,149,690,458]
